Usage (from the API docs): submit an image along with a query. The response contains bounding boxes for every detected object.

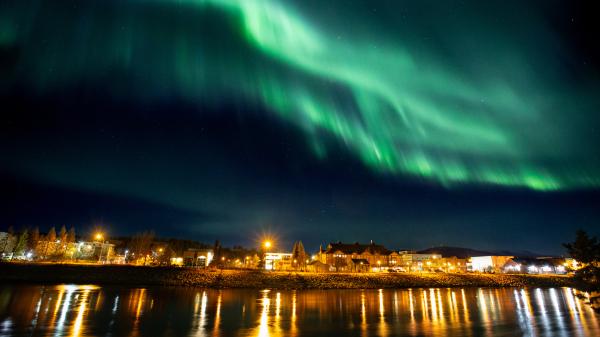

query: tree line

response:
[1,225,78,259]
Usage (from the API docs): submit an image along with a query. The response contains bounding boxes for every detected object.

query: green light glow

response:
[1,0,599,190]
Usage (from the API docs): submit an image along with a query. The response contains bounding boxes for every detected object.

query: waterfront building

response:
[439,256,468,273]
[398,251,443,272]
[317,241,394,272]
[307,260,331,272]
[183,248,214,267]
[470,256,514,272]
[264,252,293,270]
[503,257,570,274]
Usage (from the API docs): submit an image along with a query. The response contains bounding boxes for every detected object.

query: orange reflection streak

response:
[55,286,75,335]
[392,291,398,321]
[212,291,222,337]
[71,289,90,337]
[129,288,147,337]
[448,290,457,324]
[275,292,281,318]
[47,287,65,329]
[135,289,146,321]
[378,289,388,337]
[436,289,444,325]
[422,289,429,323]
[493,289,505,322]
[408,289,414,321]
[360,291,367,337]
[257,290,271,337]
[290,291,297,337]
[461,289,469,324]
[488,290,497,320]
[477,289,491,337]
[429,289,437,322]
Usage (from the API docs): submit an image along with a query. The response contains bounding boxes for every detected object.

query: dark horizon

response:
[2,0,600,256]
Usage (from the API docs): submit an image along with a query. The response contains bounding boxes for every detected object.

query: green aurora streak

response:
[1,0,599,190]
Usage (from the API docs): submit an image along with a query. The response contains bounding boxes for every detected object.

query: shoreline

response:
[0,263,577,289]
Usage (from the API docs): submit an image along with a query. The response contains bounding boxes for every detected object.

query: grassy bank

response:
[0,263,576,289]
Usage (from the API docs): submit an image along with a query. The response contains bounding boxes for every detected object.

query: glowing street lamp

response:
[264,240,272,250]
[95,233,104,242]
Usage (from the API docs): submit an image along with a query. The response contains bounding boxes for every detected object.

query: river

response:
[0,285,598,336]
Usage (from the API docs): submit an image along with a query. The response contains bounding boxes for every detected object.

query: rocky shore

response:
[0,263,576,289]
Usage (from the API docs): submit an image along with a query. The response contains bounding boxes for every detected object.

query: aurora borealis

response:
[1,0,599,252]
[2,0,599,190]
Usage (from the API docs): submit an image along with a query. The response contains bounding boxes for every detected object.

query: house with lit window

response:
[183,248,214,267]
[398,251,443,272]
[317,241,394,272]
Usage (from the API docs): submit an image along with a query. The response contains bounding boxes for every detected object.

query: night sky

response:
[1,0,599,255]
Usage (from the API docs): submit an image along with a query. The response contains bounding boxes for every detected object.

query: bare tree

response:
[128,231,155,265]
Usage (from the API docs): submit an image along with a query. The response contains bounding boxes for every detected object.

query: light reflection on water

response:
[0,285,598,337]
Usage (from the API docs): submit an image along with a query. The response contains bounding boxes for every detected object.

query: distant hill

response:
[417,246,492,259]
[417,246,544,259]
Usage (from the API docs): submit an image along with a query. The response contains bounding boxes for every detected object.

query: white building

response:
[264,252,292,270]
[470,256,513,272]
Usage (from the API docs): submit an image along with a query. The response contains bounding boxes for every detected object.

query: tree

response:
[128,231,155,265]
[12,229,29,259]
[44,227,57,258]
[564,230,600,290]
[67,227,76,243]
[291,241,308,271]
[563,230,600,264]
[57,225,68,258]
[47,227,57,242]
[211,240,223,268]
[59,225,67,242]
[29,227,40,251]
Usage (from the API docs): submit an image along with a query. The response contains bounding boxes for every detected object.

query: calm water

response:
[0,285,598,337]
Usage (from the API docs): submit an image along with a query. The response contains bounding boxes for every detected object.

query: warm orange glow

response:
[95,233,103,241]
[264,240,272,249]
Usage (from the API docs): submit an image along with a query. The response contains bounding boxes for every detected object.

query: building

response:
[307,260,331,273]
[470,256,514,273]
[183,248,214,267]
[439,256,468,273]
[503,257,570,274]
[317,241,395,272]
[398,251,443,272]
[264,252,292,270]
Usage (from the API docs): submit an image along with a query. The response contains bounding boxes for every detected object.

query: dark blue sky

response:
[2,0,600,255]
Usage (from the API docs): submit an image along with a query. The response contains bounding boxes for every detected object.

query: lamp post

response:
[95,233,105,263]
[263,240,272,270]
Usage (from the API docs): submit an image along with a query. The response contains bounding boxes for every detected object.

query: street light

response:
[264,240,272,249]
[95,233,104,242]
